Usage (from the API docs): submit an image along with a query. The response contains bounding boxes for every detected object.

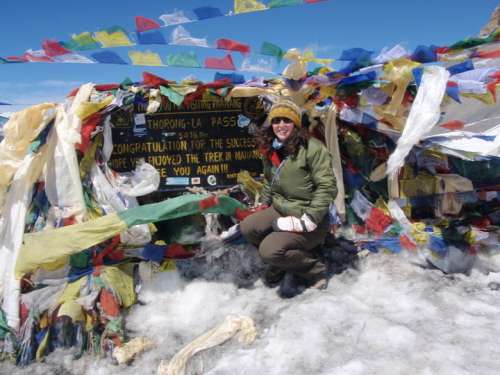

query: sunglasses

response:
[271,117,294,125]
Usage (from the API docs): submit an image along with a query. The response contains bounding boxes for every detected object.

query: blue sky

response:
[0,0,497,112]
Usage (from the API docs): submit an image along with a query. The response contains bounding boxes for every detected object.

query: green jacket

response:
[261,138,337,225]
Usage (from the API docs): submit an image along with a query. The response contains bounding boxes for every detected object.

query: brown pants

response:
[240,206,327,282]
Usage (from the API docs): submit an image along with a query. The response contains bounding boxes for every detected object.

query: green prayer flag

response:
[260,41,284,62]
[166,52,201,68]
[160,85,185,106]
[268,0,302,8]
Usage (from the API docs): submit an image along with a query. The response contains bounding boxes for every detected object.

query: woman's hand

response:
[272,214,317,233]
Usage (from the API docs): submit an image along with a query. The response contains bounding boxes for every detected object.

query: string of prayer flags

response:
[128,51,165,66]
[135,16,161,32]
[91,51,127,65]
[204,54,236,70]
[234,0,267,14]
[166,52,201,68]
[94,26,134,48]
[216,38,250,54]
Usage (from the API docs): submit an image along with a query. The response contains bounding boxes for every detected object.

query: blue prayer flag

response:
[447,60,474,76]
[214,72,245,84]
[412,45,438,63]
[91,51,127,65]
[137,30,167,45]
[192,6,223,20]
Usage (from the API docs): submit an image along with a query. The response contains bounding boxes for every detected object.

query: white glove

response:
[272,214,318,233]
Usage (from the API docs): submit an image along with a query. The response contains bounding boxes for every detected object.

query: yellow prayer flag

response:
[94,30,133,48]
[234,0,267,14]
[128,50,165,66]
[303,50,334,66]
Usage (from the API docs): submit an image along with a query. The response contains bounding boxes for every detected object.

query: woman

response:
[240,99,337,298]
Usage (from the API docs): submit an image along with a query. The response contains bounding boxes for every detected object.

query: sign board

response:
[109,96,264,191]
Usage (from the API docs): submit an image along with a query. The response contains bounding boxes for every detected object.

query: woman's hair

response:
[255,123,310,158]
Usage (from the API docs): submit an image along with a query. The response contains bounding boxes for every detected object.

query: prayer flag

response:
[143,72,173,87]
[16,194,245,278]
[440,120,464,131]
[240,55,276,73]
[94,26,133,48]
[166,52,201,68]
[160,86,185,106]
[214,72,245,84]
[2,55,28,63]
[137,30,167,45]
[216,38,250,54]
[159,10,193,26]
[446,82,461,103]
[447,60,474,76]
[128,50,164,66]
[91,51,127,65]
[260,41,284,62]
[61,32,100,51]
[42,40,71,57]
[192,6,224,20]
[411,45,438,63]
[205,54,236,70]
[24,50,53,63]
[268,0,302,8]
[234,0,267,14]
[474,49,500,59]
[339,48,373,62]
[135,16,161,32]
[53,53,95,64]
[170,25,209,47]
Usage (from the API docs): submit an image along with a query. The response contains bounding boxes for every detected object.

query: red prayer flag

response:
[5,55,28,62]
[199,195,219,210]
[440,120,464,131]
[204,54,236,71]
[399,235,417,251]
[165,243,193,259]
[475,49,500,59]
[135,16,161,32]
[94,83,121,91]
[142,71,173,87]
[216,38,250,54]
[42,39,71,57]
[487,81,498,102]
[77,113,101,153]
[366,207,392,235]
[24,52,53,63]
[434,47,450,54]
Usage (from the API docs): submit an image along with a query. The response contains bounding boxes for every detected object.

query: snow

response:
[5,248,500,375]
